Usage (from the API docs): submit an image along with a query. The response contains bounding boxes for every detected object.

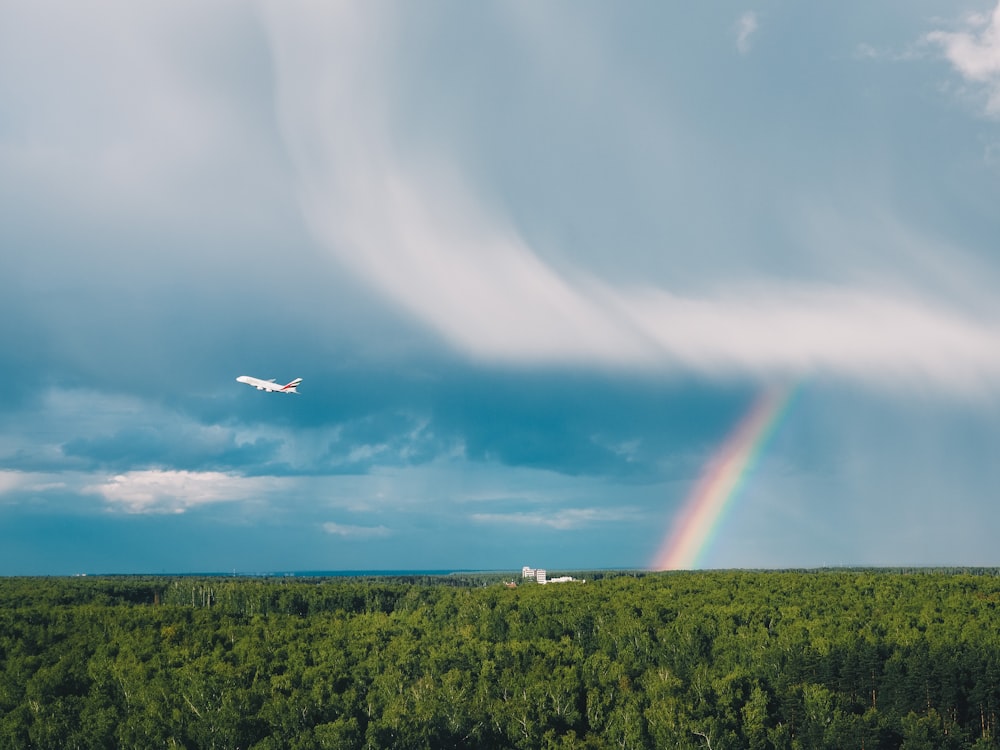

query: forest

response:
[2,569,1000,749]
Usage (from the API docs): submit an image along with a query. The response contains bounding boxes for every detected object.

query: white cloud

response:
[927,2,1000,114]
[736,12,759,55]
[618,283,1000,393]
[261,4,1000,396]
[83,470,284,514]
[322,522,391,539]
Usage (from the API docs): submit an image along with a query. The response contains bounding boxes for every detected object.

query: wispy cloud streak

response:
[736,12,759,54]
[322,522,391,539]
[471,507,636,530]
[262,4,1000,395]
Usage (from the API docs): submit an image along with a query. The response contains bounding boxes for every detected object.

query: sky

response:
[2,1,1000,574]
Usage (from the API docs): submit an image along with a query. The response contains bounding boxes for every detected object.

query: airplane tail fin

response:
[281,378,303,393]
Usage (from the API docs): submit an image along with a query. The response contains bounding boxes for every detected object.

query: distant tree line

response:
[2,570,1000,748]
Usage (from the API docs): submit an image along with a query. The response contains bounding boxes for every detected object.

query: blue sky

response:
[3,1,1000,574]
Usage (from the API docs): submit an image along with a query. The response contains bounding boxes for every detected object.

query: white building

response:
[521,566,546,583]
[522,566,583,585]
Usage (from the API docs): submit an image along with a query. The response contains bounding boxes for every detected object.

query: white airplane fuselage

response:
[236,375,302,394]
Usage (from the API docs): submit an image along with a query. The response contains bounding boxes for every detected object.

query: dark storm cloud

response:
[198,356,753,482]
[3,358,750,486]
[428,369,750,479]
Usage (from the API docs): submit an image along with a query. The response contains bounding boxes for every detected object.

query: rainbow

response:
[652,384,797,570]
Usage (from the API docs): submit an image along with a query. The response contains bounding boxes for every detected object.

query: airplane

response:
[236,375,302,394]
